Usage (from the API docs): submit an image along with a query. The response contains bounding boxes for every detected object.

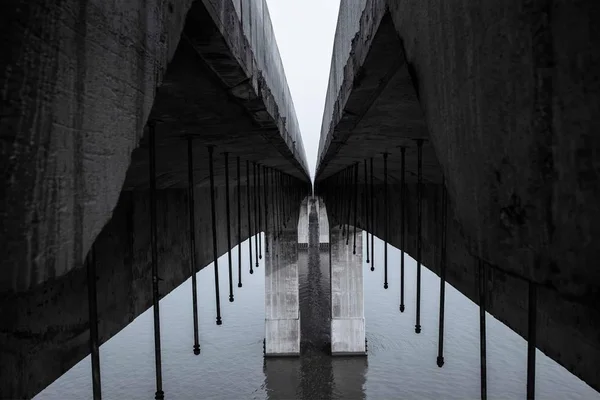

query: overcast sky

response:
[265,0,341,179]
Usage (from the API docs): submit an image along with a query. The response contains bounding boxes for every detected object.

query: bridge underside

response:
[316,0,600,391]
[1,0,309,397]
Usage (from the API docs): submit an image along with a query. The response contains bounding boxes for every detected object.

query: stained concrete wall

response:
[0,0,308,294]
[0,182,304,398]
[330,227,365,355]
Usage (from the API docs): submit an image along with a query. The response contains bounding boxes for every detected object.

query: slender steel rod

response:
[148,123,164,399]
[370,158,375,271]
[353,163,359,255]
[257,164,262,260]
[224,152,234,302]
[208,146,223,326]
[527,280,537,399]
[437,180,448,367]
[253,162,259,267]
[342,168,347,236]
[383,153,388,289]
[237,157,242,288]
[263,166,269,254]
[346,167,352,245]
[273,168,278,240]
[187,137,201,355]
[400,147,406,312]
[415,139,423,334]
[246,160,253,274]
[364,160,370,263]
[87,243,102,400]
[479,259,488,400]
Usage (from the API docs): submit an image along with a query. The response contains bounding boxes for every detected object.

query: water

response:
[37,210,599,399]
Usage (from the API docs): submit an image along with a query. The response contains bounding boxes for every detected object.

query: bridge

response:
[1,0,599,398]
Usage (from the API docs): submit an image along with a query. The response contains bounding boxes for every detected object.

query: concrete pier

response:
[330,226,366,355]
[318,199,330,246]
[265,227,300,356]
[298,199,309,249]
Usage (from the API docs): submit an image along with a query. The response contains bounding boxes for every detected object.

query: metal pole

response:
[246,160,253,274]
[527,280,537,399]
[370,157,375,272]
[237,157,242,288]
[253,162,259,268]
[383,152,388,289]
[258,164,263,260]
[208,146,223,325]
[400,147,406,313]
[353,163,359,255]
[86,243,102,399]
[263,166,269,254]
[415,139,423,334]
[364,160,370,264]
[346,167,352,246]
[187,137,201,355]
[148,123,164,399]
[437,180,447,367]
[479,259,487,400]
[224,152,234,303]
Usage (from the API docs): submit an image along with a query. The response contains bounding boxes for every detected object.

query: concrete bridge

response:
[1,0,599,398]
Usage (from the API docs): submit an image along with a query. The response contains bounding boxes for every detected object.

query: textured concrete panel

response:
[265,227,300,356]
[297,199,309,247]
[330,227,365,355]
[331,319,366,355]
[318,198,330,244]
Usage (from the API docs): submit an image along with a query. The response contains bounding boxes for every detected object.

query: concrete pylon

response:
[318,198,329,247]
[298,198,309,249]
[265,225,300,356]
[330,226,366,355]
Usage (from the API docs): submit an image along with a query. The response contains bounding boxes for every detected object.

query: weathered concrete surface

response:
[318,199,330,245]
[298,198,309,247]
[0,0,309,294]
[316,0,600,390]
[330,227,365,355]
[265,226,300,356]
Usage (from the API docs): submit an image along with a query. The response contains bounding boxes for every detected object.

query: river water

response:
[37,206,599,399]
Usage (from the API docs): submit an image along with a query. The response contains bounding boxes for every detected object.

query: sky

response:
[265,0,341,179]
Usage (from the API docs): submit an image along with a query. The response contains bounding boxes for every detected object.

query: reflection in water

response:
[264,200,366,400]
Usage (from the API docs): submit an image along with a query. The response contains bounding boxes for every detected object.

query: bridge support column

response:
[318,198,330,247]
[330,226,365,355]
[265,227,300,356]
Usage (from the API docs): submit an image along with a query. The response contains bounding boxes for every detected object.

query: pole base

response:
[238,283,243,288]
[216,317,222,326]
[155,390,164,400]
[415,325,421,334]
[384,283,388,289]
[437,356,445,367]
[229,295,234,302]
[193,345,201,355]
[399,304,405,313]
[370,266,374,272]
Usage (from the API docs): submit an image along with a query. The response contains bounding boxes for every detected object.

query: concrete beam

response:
[316,0,600,390]
[1,0,309,295]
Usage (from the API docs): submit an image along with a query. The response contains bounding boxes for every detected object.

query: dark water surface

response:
[38,208,599,399]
